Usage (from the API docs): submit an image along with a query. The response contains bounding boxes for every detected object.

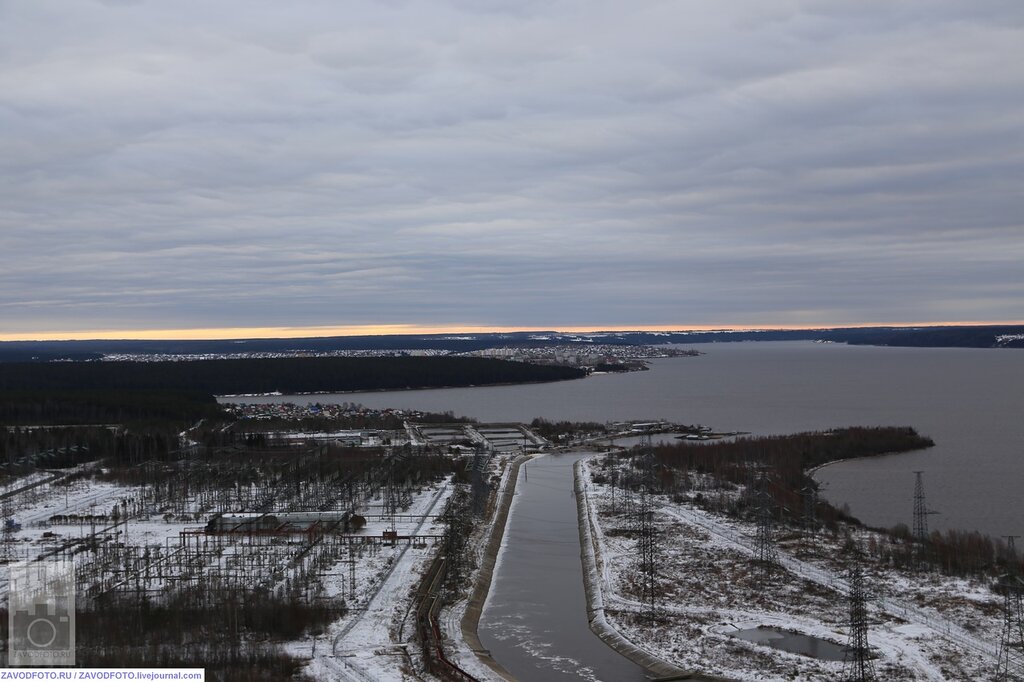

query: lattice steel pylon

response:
[802,485,818,534]
[912,471,929,543]
[638,432,656,487]
[843,562,876,682]
[470,445,490,516]
[635,483,660,619]
[629,433,661,618]
[754,476,778,572]
[1,495,11,564]
[912,471,937,570]
[996,537,1024,681]
[383,459,398,534]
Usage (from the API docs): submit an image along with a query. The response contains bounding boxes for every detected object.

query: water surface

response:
[478,453,648,681]
[226,342,1024,538]
[730,627,847,661]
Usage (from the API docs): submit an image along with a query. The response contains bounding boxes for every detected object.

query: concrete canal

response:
[478,452,649,681]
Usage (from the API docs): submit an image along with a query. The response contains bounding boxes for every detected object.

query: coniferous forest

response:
[0,356,585,395]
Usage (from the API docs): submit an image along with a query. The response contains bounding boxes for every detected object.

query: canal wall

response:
[573,459,729,682]
[459,453,532,681]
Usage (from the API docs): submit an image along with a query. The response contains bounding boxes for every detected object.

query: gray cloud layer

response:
[2,0,1023,334]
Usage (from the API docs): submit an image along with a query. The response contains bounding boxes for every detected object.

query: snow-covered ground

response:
[0,470,58,497]
[578,457,1002,681]
[298,480,454,681]
[296,453,525,682]
[11,451,1002,680]
[1,465,468,682]
[441,454,526,682]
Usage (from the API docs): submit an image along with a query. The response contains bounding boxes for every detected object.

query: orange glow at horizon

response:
[1,320,1022,343]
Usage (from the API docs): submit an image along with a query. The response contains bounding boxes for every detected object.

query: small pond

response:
[729,627,847,661]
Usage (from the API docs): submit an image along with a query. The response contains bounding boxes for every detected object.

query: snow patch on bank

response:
[577,456,1000,681]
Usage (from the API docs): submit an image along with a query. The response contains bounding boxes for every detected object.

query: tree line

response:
[0,389,222,426]
[645,428,1022,577]
[652,426,933,500]
[0,356,586,394]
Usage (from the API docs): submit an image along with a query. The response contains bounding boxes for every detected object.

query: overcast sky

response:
[2,0,1023,338]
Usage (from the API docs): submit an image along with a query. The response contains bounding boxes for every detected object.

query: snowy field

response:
[1,463,468,682]
[299,454,523,682]
[298,479,455,681]
[8,452,1002,680]
[578,458,1002,681]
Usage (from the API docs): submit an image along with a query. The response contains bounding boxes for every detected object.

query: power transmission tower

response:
[754,476,778,574]
[619,470,634,517]
[639,432,653,452]
[469,444,490,516]
[637,432,656,490]
[634,482,660,619]
[624,432,661,618]
[383,459,398,534]
[912,471,929,543]
[843,562,876,682]
[996,536,1024,681]
[912,471,937,570]
[442,485,471,597]
[348,543,357,601]
[800,484,822,552]
[802,485,818,533]
[1,495,12,564]
[608,468,618,514]
[744,463,760,506]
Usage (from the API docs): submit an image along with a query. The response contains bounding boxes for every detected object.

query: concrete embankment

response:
[573,459,729,682]
[460,454,531,681]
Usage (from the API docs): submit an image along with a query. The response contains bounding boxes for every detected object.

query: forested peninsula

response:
[0,356,586,396]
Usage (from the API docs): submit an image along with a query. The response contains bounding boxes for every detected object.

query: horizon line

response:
[2,320,1023,343]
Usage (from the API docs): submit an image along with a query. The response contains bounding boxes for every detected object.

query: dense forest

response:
[652,426,934,497]
[0,389,223,467]
[0,389,223,425]
[650,427,933,530]
[837,325,1024,348]
[593,428,937,534]
[0,356,586,394]
[1,422,191,471]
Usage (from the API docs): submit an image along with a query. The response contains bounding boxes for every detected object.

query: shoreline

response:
[458,452,533,680]
[576,456,1000,679]
[573,458,721,682]
[215,376,587,400]
[807,445,933,477]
